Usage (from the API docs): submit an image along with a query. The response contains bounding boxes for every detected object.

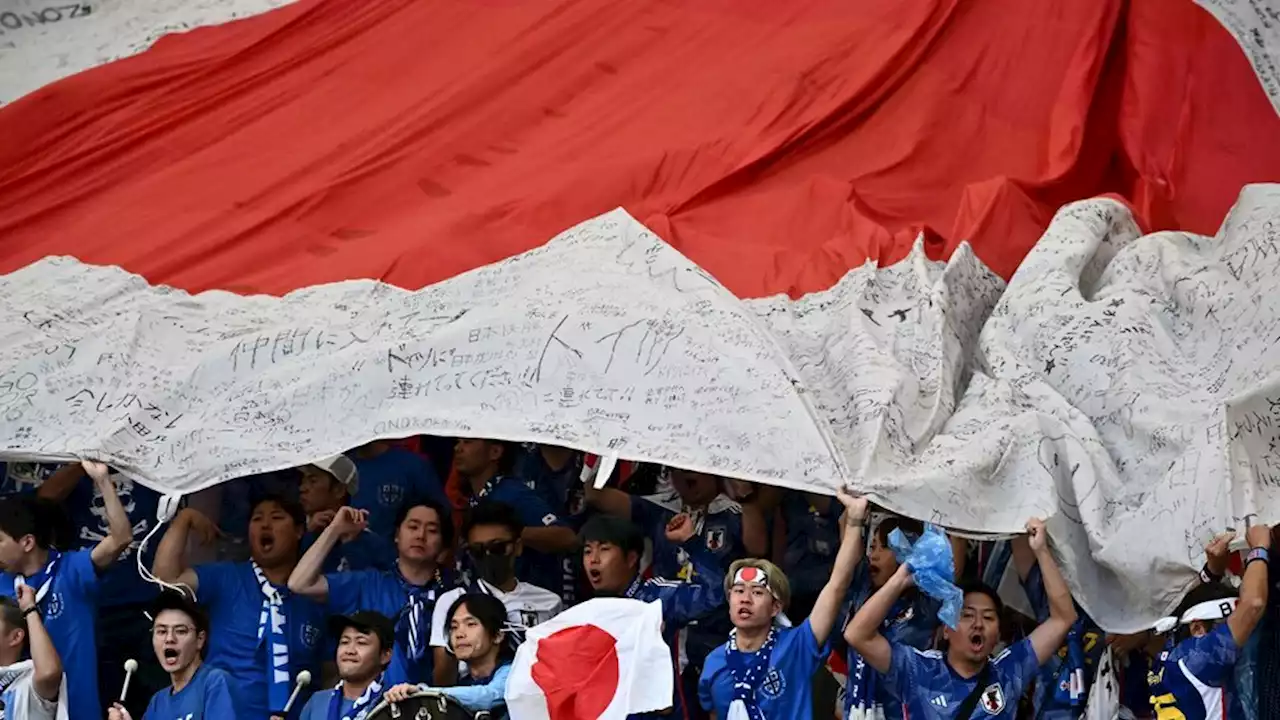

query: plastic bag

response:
[888,523,962,629]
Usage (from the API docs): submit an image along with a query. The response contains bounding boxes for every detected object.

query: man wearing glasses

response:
[109,590,238,719]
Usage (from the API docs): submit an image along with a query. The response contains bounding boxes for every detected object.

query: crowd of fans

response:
[0,436,1274,720]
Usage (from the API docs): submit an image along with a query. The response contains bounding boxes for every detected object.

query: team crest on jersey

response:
[520,610,539,628]
[760,668,786,699]
[44,592,64,620]
[980,684,1005,714]
[379,484,404,506]
[705,527,726,551]
[301,623,320,649]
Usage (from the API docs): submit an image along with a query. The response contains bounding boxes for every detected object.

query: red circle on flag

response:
[740,566,760,582]
[531,624,620,720]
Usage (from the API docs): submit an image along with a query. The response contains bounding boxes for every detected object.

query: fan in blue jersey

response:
[348,441,450,542]
[110,590,238,720]
[841,516,966,720]
[578,512,724,720]
[0,584,66,720]
[1145,522,1271,720]
[288,611,394,720]
[153,494,327,720]
[699,488,868,720]
[454,439,579,596]
[847,518,1077,720]
[297,456,394,574]
[289,500,458,687]
[0,460,134,720]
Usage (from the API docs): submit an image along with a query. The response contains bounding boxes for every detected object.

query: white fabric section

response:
[1085,647,1119,720]
[504,597,672,720]
[3,188,1280,630]
[0,662,68,720]
[1179,658,1227,720]
[0,0,296,106]
[429,582,563,649]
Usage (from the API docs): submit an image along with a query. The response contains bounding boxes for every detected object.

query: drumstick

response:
[283,670,312,714]
[120,659,138,702]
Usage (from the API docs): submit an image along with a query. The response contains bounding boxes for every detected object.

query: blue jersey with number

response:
[1148,624,1239,720]
[883,639,1039,720]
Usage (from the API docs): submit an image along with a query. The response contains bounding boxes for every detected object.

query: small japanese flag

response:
[505,598,674,720]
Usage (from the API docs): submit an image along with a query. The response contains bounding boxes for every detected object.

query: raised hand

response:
[15,583,36,612]
[1026,517,1048,554]
[82,459,111,484]
[1247,522,1273,550]
[307,509,337,534]
[331,506,369,541]
[180,508,222,546]
[665,513,697,544]
[383,683,420,703]
[1205,531,1235,576]
[835,487,869,525]
[108,703,134,720]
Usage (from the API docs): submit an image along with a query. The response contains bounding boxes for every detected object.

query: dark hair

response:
[874,517,923,548]
[0,596,27,639]
[395,498,454,549]
[579,515,645,557]
[959,581,1005,622]
[249,493,305,528]
[462,501,524,541]
[151,590,211,658]
[446,592,514,662]
[1173,582,1237,643]
[0,496,74,551]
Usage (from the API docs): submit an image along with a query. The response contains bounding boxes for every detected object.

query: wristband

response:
[1246,547,1270,567]
[1199,565,1223,584]
[21,606,38,618]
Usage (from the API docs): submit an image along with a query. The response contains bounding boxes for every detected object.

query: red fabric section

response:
[0,0,1276,296]
[531,624,621,719]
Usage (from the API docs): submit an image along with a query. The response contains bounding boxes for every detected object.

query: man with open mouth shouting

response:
[108,590,237,719]
[579,512,724,719]
[846,518,1077,720]
[153,494,327,720]
[699,488,868,720]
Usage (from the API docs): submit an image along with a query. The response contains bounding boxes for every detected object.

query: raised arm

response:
[1025,519,1078,663]
[808,490,868,645]
[83,461,135,570]
[33,463,87,502]
[152,508,219,591]
[1227,523,1271,647]
[740,501,769,558]
[288,507,368,600]
[845,563,913,674]
[522,524,578,553]
[583,483,633,519]
[652,514,726,625]
[16,584,63,702]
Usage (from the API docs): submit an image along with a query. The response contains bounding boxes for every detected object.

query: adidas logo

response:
[931,696,949,708]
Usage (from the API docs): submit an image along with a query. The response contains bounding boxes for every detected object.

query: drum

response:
[365,691,477,720]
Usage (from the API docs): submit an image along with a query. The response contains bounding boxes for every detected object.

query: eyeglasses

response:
[152,625,195,639]
[466,540,514,558]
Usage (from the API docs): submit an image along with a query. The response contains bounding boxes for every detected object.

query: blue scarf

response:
[726,627,777,720]
[468,476,506,507]
[623,574,644,599]
[847,593,911,716]
[327,674,383,720]
[1052,620,1087,708]
[251,561,292,713]
[15,550,62,608]
[396,569,440,662]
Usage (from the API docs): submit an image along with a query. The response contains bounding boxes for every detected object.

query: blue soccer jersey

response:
[883,638,1039,720]
[1148,624,1239,720]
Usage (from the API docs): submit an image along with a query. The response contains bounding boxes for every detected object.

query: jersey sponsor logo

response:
[705,527,726,551]
[980,684,1005,714]
[379,483,404,507]
[44,591,64,620]
[301,623,320,649]
[760,668,785,699]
